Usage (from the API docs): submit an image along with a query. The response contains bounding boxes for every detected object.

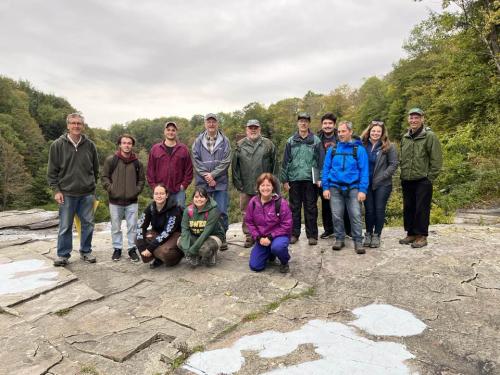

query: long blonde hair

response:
[361,120,391,153]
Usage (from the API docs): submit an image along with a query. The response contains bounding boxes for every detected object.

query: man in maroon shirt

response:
[147,121,193,208]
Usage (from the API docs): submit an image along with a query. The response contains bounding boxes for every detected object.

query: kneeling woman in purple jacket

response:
[245,173,293,273]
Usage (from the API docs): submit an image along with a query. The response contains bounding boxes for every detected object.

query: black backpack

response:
[109,155,141,182]
[329,144,358,164]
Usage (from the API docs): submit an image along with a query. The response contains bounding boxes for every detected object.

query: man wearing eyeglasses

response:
[322,121,369,254]
[232,119,277,248]
[48,113,99,266]
[399,108,442,248]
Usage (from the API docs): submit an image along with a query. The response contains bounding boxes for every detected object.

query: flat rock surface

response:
[0,209,59,229]
[0,223,498,375]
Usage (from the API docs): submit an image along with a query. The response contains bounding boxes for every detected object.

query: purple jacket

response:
[244,194,292,241]
[147,142,193,193]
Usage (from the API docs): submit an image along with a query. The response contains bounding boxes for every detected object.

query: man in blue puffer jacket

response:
[322,121,369,254]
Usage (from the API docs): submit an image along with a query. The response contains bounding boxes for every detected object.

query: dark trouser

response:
[289,181,318,239]
[364,184,392,235]
[319,188,333,234]
[401,178,433,236]
[137,231,183,266]
[239,193,254,236]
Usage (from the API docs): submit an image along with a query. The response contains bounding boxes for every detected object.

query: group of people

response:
[47,108,442,273]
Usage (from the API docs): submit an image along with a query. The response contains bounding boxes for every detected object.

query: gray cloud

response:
[0,0,442,127]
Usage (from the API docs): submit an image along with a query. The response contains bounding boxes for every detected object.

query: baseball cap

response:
[165,121,177,129]
[408,108,424,116]
[204,113,218,121]
[297,112,311,121]
[246,119,260,127]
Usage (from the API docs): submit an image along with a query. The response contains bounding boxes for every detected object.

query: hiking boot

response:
[411,235,428,248]
[355,242,366,254]
[363,233,372,247]
[80,253,96,263]
[290,236,299,244]
[53,256,69,267]
[320,231,334,239]
[279,263,290,274]
[206,249,218,267]
[220,241,228,251]
[149,258,164,269]
[399,235,417,245]
[128,248,140,262]
[331,239,345,251]
[268,255,279,265]
[370,234,380,248]
[308,238,318,246]
[185,255,200,267]
[112,248,122,261]
[244,236,254,248]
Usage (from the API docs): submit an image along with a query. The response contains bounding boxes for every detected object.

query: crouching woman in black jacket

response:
[136,184,184,268]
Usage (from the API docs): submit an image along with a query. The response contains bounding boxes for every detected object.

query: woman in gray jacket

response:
[361,121,399,248]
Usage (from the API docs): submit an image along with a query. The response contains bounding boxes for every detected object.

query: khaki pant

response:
[240,193,254,236]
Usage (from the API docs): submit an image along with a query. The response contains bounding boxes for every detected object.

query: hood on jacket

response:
[59,133,90,145]
[195,197,218,214]
[115,150,138,163]
[292,130,316,144]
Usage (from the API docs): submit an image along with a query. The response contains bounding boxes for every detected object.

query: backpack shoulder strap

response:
[352,145,358,160]
[108,155,119,176]
[187,204,194,218]
[132,159,140,182]
[274,197,281,217]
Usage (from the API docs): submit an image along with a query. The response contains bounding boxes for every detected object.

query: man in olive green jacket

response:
[232,119,277,247]
[399,108,442,248]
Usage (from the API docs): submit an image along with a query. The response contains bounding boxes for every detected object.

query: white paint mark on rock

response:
[184,306,426,375]
[350,304,427,337]
[0,259,58,295]
[183,348,244,375]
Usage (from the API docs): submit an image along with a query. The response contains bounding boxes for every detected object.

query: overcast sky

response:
[0,0,443,128]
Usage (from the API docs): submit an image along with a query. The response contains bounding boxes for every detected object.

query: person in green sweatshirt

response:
[179,187,226,267]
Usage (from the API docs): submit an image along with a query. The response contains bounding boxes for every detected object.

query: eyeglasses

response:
[371,121,384,126]
[68,121,83,125]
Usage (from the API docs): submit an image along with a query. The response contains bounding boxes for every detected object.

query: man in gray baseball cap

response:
[232,119,277,247]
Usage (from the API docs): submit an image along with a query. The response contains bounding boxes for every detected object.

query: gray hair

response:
[338,120,353,130]
[66,112,85,125]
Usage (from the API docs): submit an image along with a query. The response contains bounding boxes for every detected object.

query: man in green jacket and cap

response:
[399,108,443,248]
[232,119,277,247]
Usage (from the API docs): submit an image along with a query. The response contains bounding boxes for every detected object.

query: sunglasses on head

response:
[371,120,384,126]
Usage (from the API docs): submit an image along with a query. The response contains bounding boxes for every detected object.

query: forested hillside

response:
[0,0,498,224]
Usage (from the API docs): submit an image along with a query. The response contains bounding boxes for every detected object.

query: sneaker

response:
[53,256,69,267]
[220,241,228,251]
[244,236,254,248]
[290,236,299,244]
[80,253,96,263]
[320,231,334,239]
[308,238,318,246]
[355,242,366,254]
[185,254,200,267]
[411,235,428,248]
[370,234,380,248]
[363,233,372,247]
[112,248,122,261]
[279,263,290,273]
[128,248,140,262]
[331,239,345,251]
[149,258,163,269]
[399,235,417,245]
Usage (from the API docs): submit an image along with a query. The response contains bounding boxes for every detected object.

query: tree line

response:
[0,0,498,222]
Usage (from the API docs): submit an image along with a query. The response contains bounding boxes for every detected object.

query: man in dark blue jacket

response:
[322,121,369,254]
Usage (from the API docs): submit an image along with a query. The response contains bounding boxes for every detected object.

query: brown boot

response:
[411,235,428,248]
[399,235,417,245]
[244,236,254,248]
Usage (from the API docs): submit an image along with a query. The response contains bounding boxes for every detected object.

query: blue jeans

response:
[249,236,290,272]
[208,190,229,232]
[109,203,138,250]
[57,194,95,258]
[330,188,363,243]
[170,190,186,209]
[364,185,392,235]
